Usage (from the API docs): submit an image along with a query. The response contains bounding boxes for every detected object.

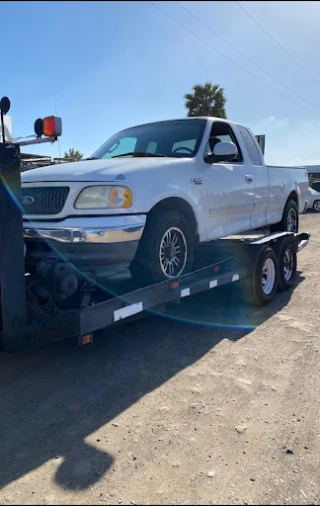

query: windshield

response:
[90,119,207,159]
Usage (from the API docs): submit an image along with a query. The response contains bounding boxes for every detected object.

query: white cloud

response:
[250,116,320,166]
[251,115,289,133]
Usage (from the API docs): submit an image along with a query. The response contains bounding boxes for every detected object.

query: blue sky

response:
[3,0,320,165]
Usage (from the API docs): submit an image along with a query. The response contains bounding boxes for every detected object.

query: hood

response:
[21,157,192,183]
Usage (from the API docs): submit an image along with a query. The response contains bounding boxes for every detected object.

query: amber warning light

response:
[34,116,62,138]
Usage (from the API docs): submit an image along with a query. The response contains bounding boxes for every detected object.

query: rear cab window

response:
[236,125,263,166]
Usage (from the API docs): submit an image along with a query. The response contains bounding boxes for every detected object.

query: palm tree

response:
[184,82,227,118]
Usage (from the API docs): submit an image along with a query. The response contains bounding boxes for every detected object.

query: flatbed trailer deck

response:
[0,229,309,353]
[78,231,309,337]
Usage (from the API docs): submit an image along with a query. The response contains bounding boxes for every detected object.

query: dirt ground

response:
[0,212,319,506]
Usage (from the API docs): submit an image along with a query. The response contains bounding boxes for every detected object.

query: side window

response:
[207,122,243,163]
[237,126,262,166]
[102,137,137,159]
[214,134,233,143]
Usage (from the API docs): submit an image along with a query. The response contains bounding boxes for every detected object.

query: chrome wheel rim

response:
[283,248,294,281]
[314,201,320,212]
[287,208,297,232]
[261,258,276,295]
[159,227,187,278]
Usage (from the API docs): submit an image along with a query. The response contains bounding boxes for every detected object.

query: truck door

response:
[202,121,256,239]
[236,125,269,229]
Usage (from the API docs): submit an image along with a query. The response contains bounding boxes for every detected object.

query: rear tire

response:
[313,200,320,212]
[270,199,299,233]
[274,237,297,291]
[130,211,194,285]
[238,246,279,306]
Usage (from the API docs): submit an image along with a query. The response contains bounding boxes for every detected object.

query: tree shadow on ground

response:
[0,272,304,491]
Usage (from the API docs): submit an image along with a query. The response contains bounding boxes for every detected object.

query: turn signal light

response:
[34,116,62,138]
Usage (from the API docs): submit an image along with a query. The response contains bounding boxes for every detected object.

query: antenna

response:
[55,100,61,158]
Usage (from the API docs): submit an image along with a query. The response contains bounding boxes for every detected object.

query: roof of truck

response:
[119,116,240,130]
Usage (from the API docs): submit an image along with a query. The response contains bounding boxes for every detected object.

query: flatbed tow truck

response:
[0,97,310,353]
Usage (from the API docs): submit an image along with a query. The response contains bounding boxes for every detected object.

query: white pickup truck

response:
[21,117,308,284]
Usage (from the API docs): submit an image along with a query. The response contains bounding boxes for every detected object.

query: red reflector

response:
[81,334,92,346]
[214,265,220,273]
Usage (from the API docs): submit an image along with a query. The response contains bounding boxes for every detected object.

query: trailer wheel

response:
[239,246,279,306]
[275,237,297,291]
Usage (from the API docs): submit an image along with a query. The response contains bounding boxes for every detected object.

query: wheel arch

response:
[281,190,298,219]
[286,190,298,206]
[147,197,199,243]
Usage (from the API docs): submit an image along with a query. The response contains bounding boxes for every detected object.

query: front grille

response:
[21,187,70,215]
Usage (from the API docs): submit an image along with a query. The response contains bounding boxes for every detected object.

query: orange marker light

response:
[42,116,62,137]
[81,334,92,345]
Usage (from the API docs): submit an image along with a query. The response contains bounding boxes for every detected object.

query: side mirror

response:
[205,141,238,164]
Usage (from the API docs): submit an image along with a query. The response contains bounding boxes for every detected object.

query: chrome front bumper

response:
[23,215,146,244]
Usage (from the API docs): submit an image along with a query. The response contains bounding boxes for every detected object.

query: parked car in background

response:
[307,187,320,212]
[311,180,320,193]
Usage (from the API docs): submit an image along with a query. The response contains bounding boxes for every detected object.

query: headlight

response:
[75,185,132,209]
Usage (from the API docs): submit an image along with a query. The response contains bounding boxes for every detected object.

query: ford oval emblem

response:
[22,195,35,206]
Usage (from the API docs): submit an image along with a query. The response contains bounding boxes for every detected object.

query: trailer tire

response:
[270,199,299,233]
[274,237,297,291]
[130,210,194,285]
[238,246,279,306]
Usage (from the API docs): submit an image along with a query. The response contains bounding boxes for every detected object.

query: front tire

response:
[270,199,299,234]
[130,211,194,285]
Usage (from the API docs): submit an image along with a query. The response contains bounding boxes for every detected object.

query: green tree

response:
[184,82,227,118]
[64,148,83,161]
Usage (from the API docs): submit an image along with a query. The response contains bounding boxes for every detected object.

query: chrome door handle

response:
[245,175,254,184]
